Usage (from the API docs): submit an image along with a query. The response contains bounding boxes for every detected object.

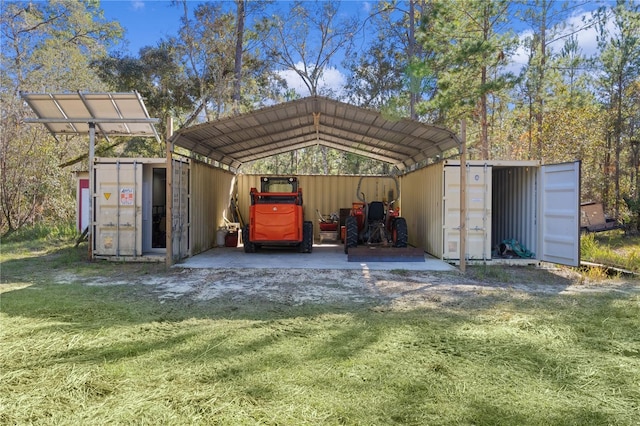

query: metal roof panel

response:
[170,96,460,172]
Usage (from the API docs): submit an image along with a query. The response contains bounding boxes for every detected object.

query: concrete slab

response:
[347,246,426,262]
[175,244,456,271]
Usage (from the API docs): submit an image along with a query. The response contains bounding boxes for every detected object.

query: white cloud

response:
[560,10,604,58]
[277,63,347,97]
[507,8,608,76]
[131,1,144,11]
[507,29,534,76]
[321,67,347,95]
[278,69,309,95]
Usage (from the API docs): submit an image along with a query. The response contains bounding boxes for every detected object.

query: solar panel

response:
[21,91,160,142]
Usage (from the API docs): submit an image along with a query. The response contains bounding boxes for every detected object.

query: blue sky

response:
[100,0,605,54]
[100,0,370,95]
[100,0,370,55]
[100,0,185,54]
[99,0,608,96]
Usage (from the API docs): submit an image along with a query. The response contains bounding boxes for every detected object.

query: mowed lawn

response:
[1,241,639,425]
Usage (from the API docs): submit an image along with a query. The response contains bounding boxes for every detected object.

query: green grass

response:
[581,230,640,273]
[1,232,639,425]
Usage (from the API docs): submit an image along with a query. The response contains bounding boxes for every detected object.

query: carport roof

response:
[170,96,460,171]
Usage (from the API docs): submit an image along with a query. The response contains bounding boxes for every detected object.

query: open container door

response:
[539,161,581,267]
[171,158,190,261]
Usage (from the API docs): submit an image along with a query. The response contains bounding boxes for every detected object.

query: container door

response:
[443,164,492,260]
[93,161,143,257]
[539,161,580,267]
[171,158,190,260]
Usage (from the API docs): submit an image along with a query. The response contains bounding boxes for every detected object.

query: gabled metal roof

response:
[170,96,460,171]
[21,91,160,142]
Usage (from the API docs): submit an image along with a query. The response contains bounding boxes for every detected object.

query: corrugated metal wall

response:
[184,161,546,262]
[401,162,540,260]
[236,175,402,238]
[190,160,235,255]
[399,163,444,257]
[492,166,538,256]
[92,158,545,262]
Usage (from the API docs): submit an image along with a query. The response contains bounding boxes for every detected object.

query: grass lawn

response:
[1,238,639,425]
[582,229,640,273]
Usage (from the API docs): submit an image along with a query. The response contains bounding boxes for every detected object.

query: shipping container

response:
[91,156,235,262]
[93,158,167,260]
[89,158,580,267]
[399,160,581,266]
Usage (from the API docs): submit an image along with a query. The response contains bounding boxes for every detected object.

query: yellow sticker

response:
[104,193,111,200]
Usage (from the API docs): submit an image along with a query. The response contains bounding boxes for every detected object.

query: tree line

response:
[1,0,639,236]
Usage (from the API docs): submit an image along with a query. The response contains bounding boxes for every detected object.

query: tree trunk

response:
[603,131,612,212]
[615,72,623,217]
[480,3,489,160]
[409,0,416,119]
[535,1,547,160]
[233,0,245,116]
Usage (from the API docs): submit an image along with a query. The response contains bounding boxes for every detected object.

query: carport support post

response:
[459,120,467,273]
[166,117,174,267]
[88,122,95,260]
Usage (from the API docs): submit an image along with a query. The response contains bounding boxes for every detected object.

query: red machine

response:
[343,176,408,253]
[243,177,313,253]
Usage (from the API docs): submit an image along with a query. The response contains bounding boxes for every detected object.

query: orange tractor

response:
[243,176,313,253]
[343,176,408,253]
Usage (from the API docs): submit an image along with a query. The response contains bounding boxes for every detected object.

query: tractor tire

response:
[299,221,313,253]
[344,216,358,254]
[243,224,256,253]
[392,217,408,248]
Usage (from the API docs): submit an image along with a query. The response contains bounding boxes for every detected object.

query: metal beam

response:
[23,118,159,124]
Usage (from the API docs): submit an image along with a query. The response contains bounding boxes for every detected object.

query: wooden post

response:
[459,120,467,273]
[165,117,173,267]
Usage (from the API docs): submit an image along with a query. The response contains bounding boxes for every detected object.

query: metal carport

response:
[165,96,463,267]
[168,96,580,270]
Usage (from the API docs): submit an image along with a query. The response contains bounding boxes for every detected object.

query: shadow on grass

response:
[0,242,632,331]
[1,243,167,286]
[2,283,639,424]
[1,266,589,327]
[2,243,640,424]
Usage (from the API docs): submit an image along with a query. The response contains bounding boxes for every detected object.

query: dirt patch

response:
[55,265,640,309]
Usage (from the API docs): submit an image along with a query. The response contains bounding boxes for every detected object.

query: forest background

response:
[1,0,639,237]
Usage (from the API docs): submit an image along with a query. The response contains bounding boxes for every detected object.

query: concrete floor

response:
[176,243,456,271]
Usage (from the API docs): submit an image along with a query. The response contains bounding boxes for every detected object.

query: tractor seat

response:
[368,201,385,222]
